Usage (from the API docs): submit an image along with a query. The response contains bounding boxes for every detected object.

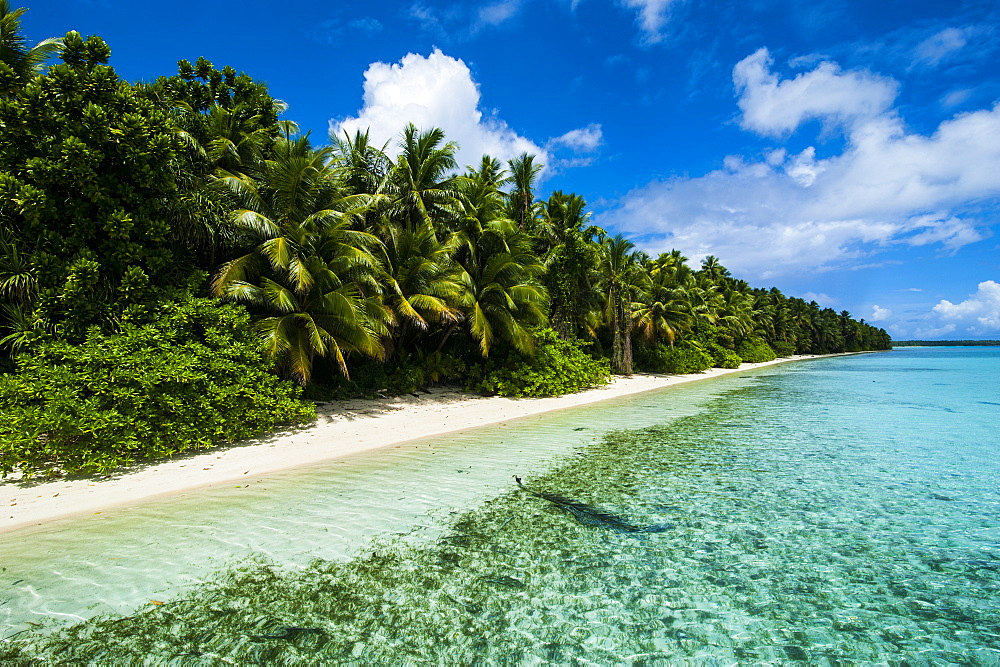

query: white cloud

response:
[733,48,898,137]
[870,305,892,322]
[347,17,383,34]
[619,0,681,42]
[331,50,545,170]
[596,51,1000,281]
[786,147,824,187]
[931,280,1000,334]
[478,0,521,27]
[915,27,968,67]
[547,123,603,152]
[941,89,973,108]
[913,323,957,339]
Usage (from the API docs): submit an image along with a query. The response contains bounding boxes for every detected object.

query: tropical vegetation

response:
[0,5,891,477]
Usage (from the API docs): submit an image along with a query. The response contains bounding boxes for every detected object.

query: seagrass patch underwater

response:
[3,349,999,663]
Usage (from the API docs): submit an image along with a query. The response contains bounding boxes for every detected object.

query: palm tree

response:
[699,255,730,283]
[717,285,755,342]
[212,134,387,384]
[506,153,543,230]
[0,1,62,93]
[330,128,392,200]
[196,102,278,174]
[457,220,548,357]
[634,257,691,347]
[375,221,465,356]
[390,124,461,230]
[455,155,509,242]
[538,191,603,339]
[788,298,818,353]
[598,234,646,375]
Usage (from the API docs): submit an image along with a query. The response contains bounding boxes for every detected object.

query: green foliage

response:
[735,336,777,363]
[0,23,892,482]
[0,31,191,340]
[152,56,279,122]
[413,350,466,386]
[470,328,610,397]
[0,0,63,94]
[706,341,742,369]
[634,342,713,375]
[771,340,796,357]
[0,297,314,478]
[307,352,467,400]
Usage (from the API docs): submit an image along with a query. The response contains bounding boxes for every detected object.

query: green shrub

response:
[632,343,662,372]
[413,350,466,387]
[634,342,713,374]
[771,340,796,357]
[735,336,777,363]
[308,351,466,400]
[706,342,742,369]
[306,359,390,400]
[0,297,314,479]
[470,328,610,397]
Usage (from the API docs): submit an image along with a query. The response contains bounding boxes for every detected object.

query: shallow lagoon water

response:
[0,368,734,631]
[3,348,999,663]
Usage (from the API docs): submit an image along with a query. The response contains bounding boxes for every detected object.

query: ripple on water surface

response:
[0,372,732,632]
[3,349,999,663]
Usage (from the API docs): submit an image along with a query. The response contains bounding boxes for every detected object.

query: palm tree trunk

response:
[609,290,632,375]
[435,321,459,353]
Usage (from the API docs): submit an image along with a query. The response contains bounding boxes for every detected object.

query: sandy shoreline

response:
[1,354,850,534]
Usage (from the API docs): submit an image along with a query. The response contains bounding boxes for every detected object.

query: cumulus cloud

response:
[547,124,603,152]
[619,0,681,42]
[785,147,824,187]
[596,51,1000,280]
[931,280,1000,335]
[331,50,546,170]
[870,305,892,322]
[733,48,898,137]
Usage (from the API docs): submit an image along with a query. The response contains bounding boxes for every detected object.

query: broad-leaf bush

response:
[635,342,713,375]
[470,328,610,397]
[735,336,777,363]
[706,341,742,369]
[0,297,314,478]
[771,340,796,357]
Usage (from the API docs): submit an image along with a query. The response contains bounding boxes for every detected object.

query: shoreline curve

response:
[1,353,865,534]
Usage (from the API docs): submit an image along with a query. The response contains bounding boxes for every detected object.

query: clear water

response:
[3,349,999,664]
[0,373,732,630]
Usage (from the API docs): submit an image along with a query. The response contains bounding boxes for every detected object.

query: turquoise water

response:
[3,349,999,663]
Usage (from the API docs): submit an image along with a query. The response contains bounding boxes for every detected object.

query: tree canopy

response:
[0,8,891,476]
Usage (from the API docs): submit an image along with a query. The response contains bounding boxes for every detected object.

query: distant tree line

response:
[0,6,891,476]
[892,341,999,347]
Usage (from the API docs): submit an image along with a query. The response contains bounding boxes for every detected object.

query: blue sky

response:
[19,0,1000,339]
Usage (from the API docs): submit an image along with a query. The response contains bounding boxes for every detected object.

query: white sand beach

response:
[1,354,841,534]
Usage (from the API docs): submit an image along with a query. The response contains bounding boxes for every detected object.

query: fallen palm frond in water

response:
[513,476,671,533]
